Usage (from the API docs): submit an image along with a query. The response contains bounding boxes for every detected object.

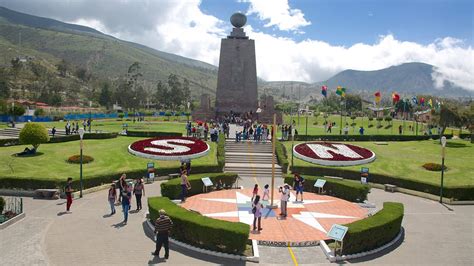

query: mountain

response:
[0,6,218,97]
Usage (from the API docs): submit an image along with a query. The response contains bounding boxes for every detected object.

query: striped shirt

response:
[155,215,173,234]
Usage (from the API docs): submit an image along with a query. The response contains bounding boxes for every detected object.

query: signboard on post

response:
[314,179,326,194]
[201,177,213,193]
[360,167,369,184]
[146,162,155,183]
[327,224,348,241]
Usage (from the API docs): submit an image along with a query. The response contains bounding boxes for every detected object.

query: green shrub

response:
[291,165,474,200]
[148,197,249,254]
[125,131,182,137]
[0,138,20,147]
[48,132,118,143]
[160,172,238,199]
[293,134,453,142]
[34,108,45,116]
[342,202,404,255]
[422,162,447,171]
[0,196,5,214]
[276,140,289,173]
[19,122,50,150]
[459,133,471,139]
[283,175,370,202]
[67,155,94,164]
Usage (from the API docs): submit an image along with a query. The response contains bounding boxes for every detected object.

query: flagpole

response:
[339,98,343,135]
[269,113,277,209]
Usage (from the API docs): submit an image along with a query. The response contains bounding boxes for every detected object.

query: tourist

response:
[399,125,403,135]
[293,173,305,202]
[279,184,290,217]
[121,183,131,224]
[204,122,209,141]
[65,177,74,212]
[133,178,145,211]
[262,125,268,143]
[51,126,56,138]
[343,124,349,136]
[359,126,365,135]
[252,195,263,232]
[186,121,191,137]
[71,122,76,134]
[75,122,79,134]
[262,184,270,201]
[118,173,126,203]
[152,209,173,259]
[108,183,117,215]
[327,123,332,133]
[180,170,191,203]
[252,184,259,201]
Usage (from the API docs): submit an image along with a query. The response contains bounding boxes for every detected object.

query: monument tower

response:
[215,12,258,116]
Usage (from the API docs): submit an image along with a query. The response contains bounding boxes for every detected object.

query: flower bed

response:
[128,136,210,161]
[293,142,376,166]
[422,163,447,171]
[67,155,94,164]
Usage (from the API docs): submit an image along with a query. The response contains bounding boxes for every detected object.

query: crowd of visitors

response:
[186,121,229,141]
[64,119,92,135]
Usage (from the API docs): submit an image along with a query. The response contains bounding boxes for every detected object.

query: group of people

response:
[280,123,296,140]
[186,121,230,142]
[64,119,92,135]
[235,122,271,143]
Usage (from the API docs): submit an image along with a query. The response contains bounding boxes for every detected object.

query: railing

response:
[0,196,23,224]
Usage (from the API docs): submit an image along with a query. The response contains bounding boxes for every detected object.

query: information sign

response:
[314,179,326,188]
[201,177,213,187]
[327,224,349,242]
[361,167,369,184]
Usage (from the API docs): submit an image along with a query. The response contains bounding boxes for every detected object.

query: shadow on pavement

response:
[57,211,70,216]
[148,256,166,264]
[112,221,126,228]
[141,221,247,265]
[102,214,113,218]
[345,227,405,264]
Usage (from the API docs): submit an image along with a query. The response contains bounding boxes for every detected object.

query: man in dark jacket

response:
[152,209,173,259]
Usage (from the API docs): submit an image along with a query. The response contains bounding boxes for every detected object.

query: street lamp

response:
[439,136,446,203]
[78,128,84,198]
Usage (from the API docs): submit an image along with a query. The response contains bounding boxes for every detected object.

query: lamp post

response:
[187,101,190,124]
[439,136,446,203]
[78,128,84,198]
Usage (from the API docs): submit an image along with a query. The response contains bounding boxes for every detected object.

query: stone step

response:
[236,173,283,178]
[225,163,281,168]
[224,169,281,175]
[226,152,273,156]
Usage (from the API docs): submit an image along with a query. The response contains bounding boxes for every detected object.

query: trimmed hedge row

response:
[283,175,370,202]
[0,164,224,191]
[0,138,19,147]
[459,133,472,139]
[342,202,404,255]
[0,133,118,147]
[291,165,474,201]
[160,172,238,199]
[125,130,182,137]
[276,140,289,173]
[293,134,453,142]
[148,197,249,254]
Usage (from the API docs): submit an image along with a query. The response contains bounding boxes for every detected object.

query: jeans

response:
[66,194,73,211]
[135,194,142,210]
[280,201,287,216]
[122,202,129,222]
[180,184,187,202]
[109,198,115,213]
[155,233,169,257]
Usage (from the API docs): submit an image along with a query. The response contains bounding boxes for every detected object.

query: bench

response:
[323,175,344,180]
[168,173,180,179]
[34,189,60,199]
[384,184,397,193]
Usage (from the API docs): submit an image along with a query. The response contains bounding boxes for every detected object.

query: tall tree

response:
[56,59,68,77]
[168,74,183,109]
[432,103,463,136]
[0,79,9,100]
[155,80,168,109]
[99,82,112,109]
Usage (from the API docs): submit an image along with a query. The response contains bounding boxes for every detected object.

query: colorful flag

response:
[420,97,425,106]
[321,85,327,97]
[428,99,433,108]
[435,100,441,112]
[374,91,381,104]
[392,92,400,104]
[412,96,418,105]
[336,86,346,97]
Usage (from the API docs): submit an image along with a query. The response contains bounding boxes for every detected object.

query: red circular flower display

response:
[293,142,376,166]
[128,137,210,161]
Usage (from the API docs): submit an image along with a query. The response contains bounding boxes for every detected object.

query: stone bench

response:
[168,173,180,179]
[384,184,397,193]
[34,189,60,199]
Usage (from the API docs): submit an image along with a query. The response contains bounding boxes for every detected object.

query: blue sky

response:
[202,0,473,46]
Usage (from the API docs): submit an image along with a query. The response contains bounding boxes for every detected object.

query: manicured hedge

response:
[0,138,19,147]
[160,172,238,199]
[276,140,289,173]
[0,133,118,147]
[291,165,474,201]
[126,131,182,137]
[293,134,453,142]
[342,202,404,255]
[459,133,472,139]
[283,175,370,202]
[148,197,250,254]
[0,165,224,191]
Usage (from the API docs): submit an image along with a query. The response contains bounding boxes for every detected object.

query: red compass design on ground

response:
[180,188,368,243]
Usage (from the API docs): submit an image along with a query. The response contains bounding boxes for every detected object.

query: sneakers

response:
[151,251,159,256]
[164,254,169,259]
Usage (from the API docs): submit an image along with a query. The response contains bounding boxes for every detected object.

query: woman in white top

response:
[252,195,264,231]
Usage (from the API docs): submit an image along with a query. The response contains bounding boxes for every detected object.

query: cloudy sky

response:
[1,0,473,90]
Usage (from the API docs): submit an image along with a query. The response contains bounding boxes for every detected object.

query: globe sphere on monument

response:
[230,12,246,28]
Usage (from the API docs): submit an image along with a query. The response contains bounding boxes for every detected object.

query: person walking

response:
[51,127,56,138]
[152,209,173,259]
[279,184,290,217]
[133,178,145,211]
[121,183,131,224]
[252,195,264,232]
[180,170,191,203]
[293,173,305,202]
[262,184,270,201]
[64,177,74,212]
[108,183,117,215]
[252,184,259,201]
[118,174,126,203]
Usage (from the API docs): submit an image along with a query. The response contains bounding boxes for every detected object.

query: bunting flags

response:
[392,92,400,104]
[321,85,327,98]
[336,86,346,97]
[412,96,418,105]
[374,91,381,104]
[420,97,425,106]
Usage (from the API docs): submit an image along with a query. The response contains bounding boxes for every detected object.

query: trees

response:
[432,103,464,137]
[9,105,25,117]
[0,79,9,100]
[99,82,112,109]
[34,108,45,116]
[56,59,68,77]
[19,123,50,150]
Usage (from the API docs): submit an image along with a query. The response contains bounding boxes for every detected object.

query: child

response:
[252,184,259,201]
[262,184,270,201]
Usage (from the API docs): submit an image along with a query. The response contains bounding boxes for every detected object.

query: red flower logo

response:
[128,137,210,160]
[293,142,376,166]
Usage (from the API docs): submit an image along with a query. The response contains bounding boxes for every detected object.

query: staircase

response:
[0,127,69,138]
[224,140,283,186]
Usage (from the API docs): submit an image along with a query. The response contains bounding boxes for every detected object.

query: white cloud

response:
[242,0,311,32]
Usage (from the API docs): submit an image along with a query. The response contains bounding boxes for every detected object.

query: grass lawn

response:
[38,119,187,134]
[0,136,217,182]
[282,114,459,136]
[285,139,474,187]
